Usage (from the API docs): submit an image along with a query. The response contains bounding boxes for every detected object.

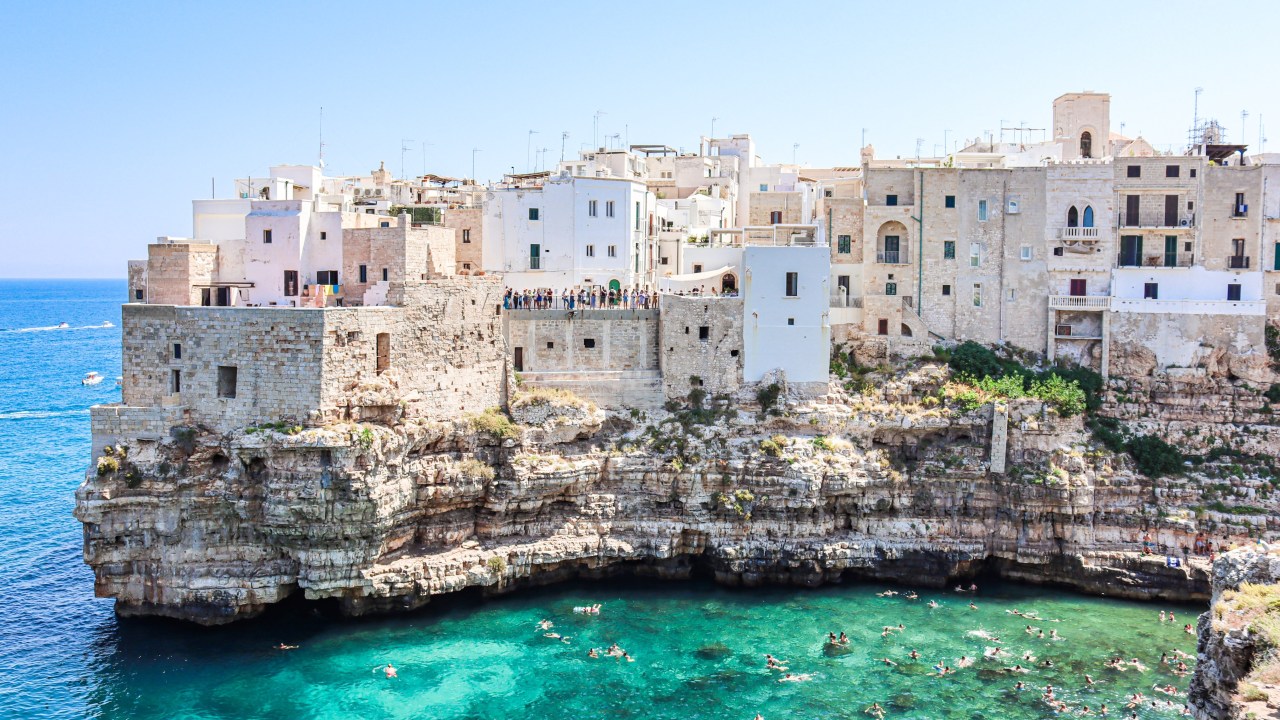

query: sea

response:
[0,278,1203,719]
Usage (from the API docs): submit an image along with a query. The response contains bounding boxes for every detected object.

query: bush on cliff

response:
[469,408,520,440]
[948,341,1004,380]
[1126,434,1184,478]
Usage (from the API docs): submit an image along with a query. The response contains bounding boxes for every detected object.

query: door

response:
[513,347,523,372]
[216,287,231,306]
[1125,195,1139,226]
[284,270,298,297]
[877,319,889,335]
[1069,279,1086,297]
[1067,206,1078,227]
[837,275,850,305]
[1120,236,1143,266]
[201,288,212,306]
[883,235,900,263]
[1083,206,1094,228]
[1164,195,1178,226]
[1164,236,1178,267]
[529,244,540,270]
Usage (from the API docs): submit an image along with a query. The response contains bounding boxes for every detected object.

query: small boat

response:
[114,376,123,388]
[82,372,104,386]
[100,321,115,328]
[57,322,70,329]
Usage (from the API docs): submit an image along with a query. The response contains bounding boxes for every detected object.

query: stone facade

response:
[443,206,483,274]
[145,243,218,306]
[658,295,743,399]
[505,309,658,373]
[746,192,804,226]
[341,219,455,305]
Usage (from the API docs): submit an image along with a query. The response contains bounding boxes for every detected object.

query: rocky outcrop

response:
[1189,550,1280,719]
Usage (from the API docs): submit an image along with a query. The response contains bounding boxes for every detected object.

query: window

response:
[1007,288,1016,302]
[660,256,669,265]
[316,270,339,285]
[693,264,703,274]
[1275,242,1280,271]
[824,189,833,198]
[969,242,980,267]
[945,195,955,208]
[173,343,181,360]
[759,184,768,192]
[837,234,851,253]
[972,283,982,307]
[1083,206,1094,227]
[769,210,782,224]
[380,221,390,228]
[1127,165,1141,178]
[381,268,388,281]
[1228,284,1242,301]
[586,245,595,257]
[217,366,237,399]
[885,282,897,296]
[1053,247,1064,256]
[263,229,272,244]
[943,241,955,259]
[1166,165,1180,178]
[1234,193,1247,217]
[583,338,596,349]
[528,208,540,220]
[376,333,390,374]
[698,326,710,340]
[978,200,988,221]
[320,231,327,240]
[462,229,471,243]
[608,245,617,258]
[1190,168,1197,178]
[284,270,298,297]
[1068,206,1079,227]
[1080,131,1092,158]
[635,201,641,230]
[365,209,374,214]
[942,284,951,296]
[216,287,230,306]
[134,289,144,300]
[1070,279,1086,296]
[886,194,898,206]
[546,341,554,349]
[785,272,798,297]
[359,265,367,283]
[1144,283,1159,300]
[877,319,888,335]
[1019,245,1032,261]
[787,318,795,326]
[462,263,471,270]
[170,369,181,394]
[530,244,541,270]
[588,200,597,217]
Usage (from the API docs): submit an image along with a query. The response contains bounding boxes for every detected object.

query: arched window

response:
[1083,206,1094,228]
[1080,131,1092,159]
[1067,206,1079,227]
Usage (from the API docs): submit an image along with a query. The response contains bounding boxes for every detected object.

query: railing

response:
[1048,295,1109,310]
[529,257,541,270]
[1116,254,1194,268]
[1229,255,1251,269]
[830,292,854,307]
[876,250,910,264]
[1118,212,1193,228]
[1058,227,1100,241]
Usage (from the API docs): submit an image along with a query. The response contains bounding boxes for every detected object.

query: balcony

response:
[1229,255,1251,269]
[529,257,542,270]
[830,293,863,308]
[1058,227,1100,241]
[876,249,910,264]
[1048,295,1109,310]
[1115,253,1194,268]
[1118,212,1193,229]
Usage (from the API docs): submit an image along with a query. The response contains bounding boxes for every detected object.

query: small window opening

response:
[217,366,237,399]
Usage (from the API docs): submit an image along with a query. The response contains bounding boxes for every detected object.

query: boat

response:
[57,322,69,329]
[82,372,104,386]
[100,321,115,328]
[114,376,123,388]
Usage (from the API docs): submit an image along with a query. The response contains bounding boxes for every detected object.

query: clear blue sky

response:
[3,0,1276,278]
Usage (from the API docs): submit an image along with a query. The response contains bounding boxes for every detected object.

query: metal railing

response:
[529,257,541,270]
[1118,212,1193,228]
[876,250,910,264]
[1058,227,1100,240]
[1229,255,1251,269]
[1048,295,1109,310]
[1116,253,1194,268]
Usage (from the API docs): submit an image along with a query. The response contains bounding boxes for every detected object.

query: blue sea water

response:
[0,279,1204,719]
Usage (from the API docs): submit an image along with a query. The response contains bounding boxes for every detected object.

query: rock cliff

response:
[77,363,1273,625]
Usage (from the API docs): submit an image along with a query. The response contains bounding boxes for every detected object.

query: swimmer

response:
[1129,658,1148,672]
[537,619,554,630]
[621,651,634,662]
[1085,674,1095,686]
[1081,705,1092,716]
[1169,611,1176,624]
[879,657,897,666]
[1043,685,1056,700]
[839,632,849,645]
[1174,661,1189,676]
[560,636,572,644]
[1153,683,1179,696]
[1173,649,1193,660]
[755,715,764,720]
[908,649,920,660]
[1160,652,1168,665]
[1049,629,1062,640]
[984,646,1006,659]
[865,702,886,719]
[1099,703,1108,717]
[1039,659,1054,668]
[905,591,919,600]
[1038,630,1046,639]
[957,655,974,668]
[1184,623,1194,635]
[588,648,599,659]
[1015,681,1027,691]
[544,632,561,639]
[936,665,953,676]
[1159,611,1166,623]
[1005,664,1030,674]
[274,643,298,650]
[1022,652,1037,662]
[779,673,813,682]
[384,663,398,679]
[969,601,979,610]
[1025,624,1035,634]
[928,600,940,609]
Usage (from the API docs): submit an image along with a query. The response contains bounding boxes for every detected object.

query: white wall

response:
[1112,266,1262,302]
[742,245,830,384]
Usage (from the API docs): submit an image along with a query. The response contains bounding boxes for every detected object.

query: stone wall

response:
[659,296,743,399]
[127,260,146,303]
[146,243,218,306]
[746,192,804,226]
[341,219,455,305]
[443,206,483,273]
[505,309,658,373]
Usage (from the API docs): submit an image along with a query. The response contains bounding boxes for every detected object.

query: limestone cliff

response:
[76,363,1275,625]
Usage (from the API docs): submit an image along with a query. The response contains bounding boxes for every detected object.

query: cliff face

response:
[76,365,1261,625]
[1189,551,1280,720]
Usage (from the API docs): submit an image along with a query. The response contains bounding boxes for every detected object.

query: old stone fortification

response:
[77,356,1280,626]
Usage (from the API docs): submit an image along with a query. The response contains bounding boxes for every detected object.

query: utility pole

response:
[471,148,481,184]
[944,129,950,157]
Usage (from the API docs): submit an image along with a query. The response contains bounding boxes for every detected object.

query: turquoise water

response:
[0,280,1202,719]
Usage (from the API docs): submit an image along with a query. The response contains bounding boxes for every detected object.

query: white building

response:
[741,226,830,389]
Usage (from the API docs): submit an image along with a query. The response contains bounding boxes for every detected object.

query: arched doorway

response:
[608,279,621,291]
[1083,206,1094,228]
[1067,206,1079,227]
[1080,131,1092,159]
[721,273,737,294]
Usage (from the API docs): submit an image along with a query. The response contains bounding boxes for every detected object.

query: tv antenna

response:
[560,131,569,162]
[318,106,326,169]
[527,130,539,172]
[400,139,414,179]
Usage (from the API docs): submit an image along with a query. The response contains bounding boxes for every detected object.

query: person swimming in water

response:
[864,703,885,719]
[908,649,920,660]
[928,600,940,609]
[274,643,298,650]
[537,619,554,630]
[839,632,849,644]
[878,656,897,666]
[588,648,599,658]
[384,663,398,679]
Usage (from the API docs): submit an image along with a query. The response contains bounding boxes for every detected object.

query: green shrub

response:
[1029,374,1087,417]
[458,458,496,481]
[469,408,520,440]
[95,455,119,476]
[756,383,782,413]
[811,436,830,450]
[1087,416,1127,454]
[1268,324,1280,367]
[1265,384,1280,404]
[486,555,507,573]
[760,438,783,457]
[1127,434,1183,478]
[948,341,1003,379]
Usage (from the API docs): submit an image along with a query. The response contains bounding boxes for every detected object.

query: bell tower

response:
[1053,92,1110,160]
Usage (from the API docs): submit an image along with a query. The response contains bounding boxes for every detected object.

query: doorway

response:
[513,347,524,372]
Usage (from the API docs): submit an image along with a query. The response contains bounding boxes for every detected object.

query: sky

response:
[2,0,1278,278]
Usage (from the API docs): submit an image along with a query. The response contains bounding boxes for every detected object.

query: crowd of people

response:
[502,284,739,311]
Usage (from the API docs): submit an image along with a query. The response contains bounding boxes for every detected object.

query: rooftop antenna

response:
[1260,115,1266,153]
[944,129,950,156]
[400,139,414,180]
[915,138,924,160]
[526,130,540,172]
[539,147,549,171]
[560,131,569,163]
[471,148,481,184]
[711,116,719,140]
[792,143,799,165]
[318,106,325,169]
[608,133,620,150]
[420,142,434,176]
[1241,110,1250,147]
[861,128,866,149]
[593,110,606,150]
